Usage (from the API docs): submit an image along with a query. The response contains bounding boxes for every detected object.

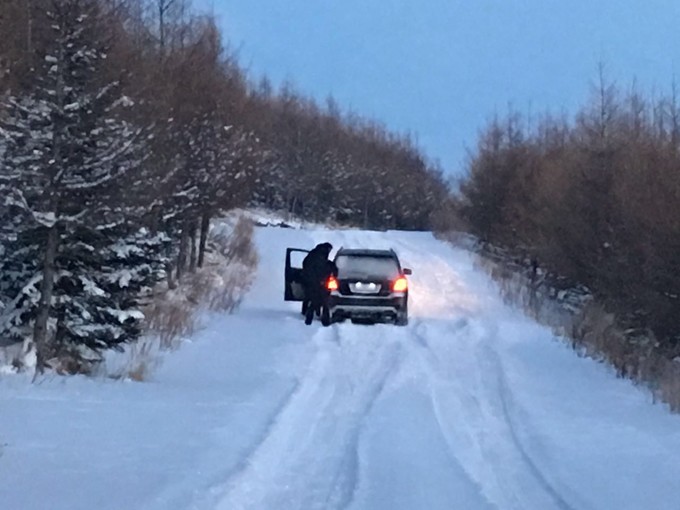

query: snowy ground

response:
[2,226,680,510]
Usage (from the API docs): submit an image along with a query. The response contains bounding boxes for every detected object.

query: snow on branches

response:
[0,0,158,371]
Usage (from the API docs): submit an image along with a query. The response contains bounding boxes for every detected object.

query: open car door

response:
[285,248,309,301]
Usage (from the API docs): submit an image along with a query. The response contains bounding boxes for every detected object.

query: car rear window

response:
[335,255,400,280]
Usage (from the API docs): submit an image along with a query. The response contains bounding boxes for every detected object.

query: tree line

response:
[457,67,680,353]
[0,0,449,372]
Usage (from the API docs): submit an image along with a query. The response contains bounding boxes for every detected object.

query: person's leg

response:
[302,280,313,321]
[305,300,315,324]
[320,290,331,326]
[306,285,323,324]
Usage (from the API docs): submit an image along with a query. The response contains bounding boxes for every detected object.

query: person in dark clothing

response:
[301,242,337,325]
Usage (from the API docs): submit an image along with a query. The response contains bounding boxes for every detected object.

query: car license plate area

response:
[349,282,382,294]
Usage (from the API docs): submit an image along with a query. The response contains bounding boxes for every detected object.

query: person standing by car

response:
[301,242,337,325]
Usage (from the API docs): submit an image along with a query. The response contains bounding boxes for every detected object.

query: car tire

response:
[395,303,408,326]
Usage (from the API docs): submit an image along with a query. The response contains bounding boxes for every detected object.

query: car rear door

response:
[285,248,309,301]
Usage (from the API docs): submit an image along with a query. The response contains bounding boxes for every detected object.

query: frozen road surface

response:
[2,226,680,510]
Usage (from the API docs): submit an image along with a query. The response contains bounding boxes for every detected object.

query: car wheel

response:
[395,304,408,326]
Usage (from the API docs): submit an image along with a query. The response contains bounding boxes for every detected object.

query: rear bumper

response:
[328,292,406,320]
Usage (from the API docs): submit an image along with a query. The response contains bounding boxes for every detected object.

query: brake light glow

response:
[392,277,408,292]
[327,276,339,291]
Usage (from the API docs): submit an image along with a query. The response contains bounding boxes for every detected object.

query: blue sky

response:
[195,0,680,175]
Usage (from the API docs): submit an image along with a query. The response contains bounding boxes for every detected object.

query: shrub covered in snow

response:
[103,214,258,380]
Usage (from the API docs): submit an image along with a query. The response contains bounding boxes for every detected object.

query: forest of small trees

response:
[458,67,680,355]
[0,0,449,372]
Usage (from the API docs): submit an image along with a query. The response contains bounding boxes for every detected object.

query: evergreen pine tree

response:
[0,0,163,371]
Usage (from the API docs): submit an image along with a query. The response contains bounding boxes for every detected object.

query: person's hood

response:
[314,242,333,254]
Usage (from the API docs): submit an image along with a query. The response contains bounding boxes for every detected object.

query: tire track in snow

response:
[323,326,407,510]
[210,324,402,510]
[467,320,584,510]
[409,317,578,510]
[407,319,526,509]
[400,318,498,509]
[485,341,587,510]
[384,234,578,509]
[405,318,504,505]
[189,326,329,510]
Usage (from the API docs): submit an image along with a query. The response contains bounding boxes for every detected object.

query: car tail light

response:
[392,277,408,292]
[327,276,339,291]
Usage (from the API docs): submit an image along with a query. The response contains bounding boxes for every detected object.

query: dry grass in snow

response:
[103,215,258,381]
[470,243,680,413]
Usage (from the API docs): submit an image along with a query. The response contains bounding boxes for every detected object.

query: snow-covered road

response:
[2,226,680,510]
